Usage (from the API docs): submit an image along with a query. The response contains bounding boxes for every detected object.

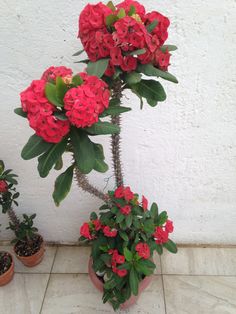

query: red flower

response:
[110,47,123,66]
[153,49,171,71]
[103,226,117,238]
[114,186,124,198]
[20,80,70,143]
[142,195,148,211]
[123,187,134,202]
[145,11,170,46]
[121,56,137,72]
[120,205,131,216]
[92,219,102,231]
[41,66,72,82]
[153,227,169,244]
[165,220,174,233]
[115,254,125,264]
[80,223,93,240]
[116,269,128,277]
[116,0,146,20]
[0,180,8,193]
[136,243,150,259]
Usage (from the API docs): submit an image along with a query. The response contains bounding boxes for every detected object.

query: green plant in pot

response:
[0,160,44,267]
[0,224,14,286]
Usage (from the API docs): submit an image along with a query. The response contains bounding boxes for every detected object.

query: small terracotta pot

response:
[14,237,45,267]
[88,257,153,310]
[0,253,14,286]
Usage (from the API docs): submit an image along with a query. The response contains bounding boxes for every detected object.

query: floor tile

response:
[41,274,165,314]
[0,273,49,314]
[0,245,57,273]
[163,275,236,314]
[52,246,90,273]
[161,247,236,275]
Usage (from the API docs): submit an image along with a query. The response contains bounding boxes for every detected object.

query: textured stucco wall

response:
[0,0,236,244]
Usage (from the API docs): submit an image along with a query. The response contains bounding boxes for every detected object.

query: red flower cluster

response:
[135,243,150,259]
[109,249,128,277]
[79,1,171,73]
[41,66,73,82]
[103,226,118,237]
[153,220,174,244]
[20,79,70,143]
[114,186,134,201]
[0,180,8,193]
[20,68,110,143]
[80,219,102,240]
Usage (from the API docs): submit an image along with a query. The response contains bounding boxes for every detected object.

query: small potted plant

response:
[0,250,14,286]
[0,160,44,267]
[79,186,177,310]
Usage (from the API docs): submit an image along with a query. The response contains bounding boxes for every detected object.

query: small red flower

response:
[103,226,117,238]
[120,205,131,216]
[115,254,125,264]
[165,220,174,233]
[135,243,150,259]
[114,186,124,198]
[116,269,128,277]
[41,66,72,82]
[92,219,102,231]
[153,227,169,244]
[0,180,8,193]
[80,223,93,240]
[142,195,148,211]
[123,187,134,202]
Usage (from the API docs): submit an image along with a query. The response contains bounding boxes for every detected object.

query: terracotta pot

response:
[0,253,14,286]
[88,257,153,310]
[14,237,45,267]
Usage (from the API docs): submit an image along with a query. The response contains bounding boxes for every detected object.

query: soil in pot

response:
[0,252,14,286]
[14,234,45,267]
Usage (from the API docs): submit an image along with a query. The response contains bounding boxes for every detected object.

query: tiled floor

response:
[0,245,236,314]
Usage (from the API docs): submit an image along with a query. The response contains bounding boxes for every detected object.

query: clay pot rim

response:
[13,234,44,259]
[0,252,14,277]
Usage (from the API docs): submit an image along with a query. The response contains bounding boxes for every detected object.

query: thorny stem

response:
[111,79,124,187]
[74,167,108,202]
[7,208,20,231]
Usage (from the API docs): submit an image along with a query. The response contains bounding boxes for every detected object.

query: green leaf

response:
[72,74,83,87]
[128,5,136,16]
[163,240,178,253]
[14,107,27,118]
[139,259,156,269]
[116,212,125,224]
[129,267,139,296]
[106,14,118,26]
[135,262,153,276]
[106,1,116,11]
[85,121,120,135]
[56,77,68,104]
[0,160,4,174]
[157,211,168,225]
[143,218,155,234]
[72,49,84,57]
[146,19,158,33]
[52,165,74,206]
[54,112,68,121]
[124,247,133,262]
[102,106,131,117]
[70,128,95,174]
[117,8,126,19]
[131,79,166,105]
[90,212,98,220]
[87,59,109,78]
[160,45,178,52]
[119,231,129,242]
[54,157,63,170]
[21,134,53,160]
[150,202,159,219]
[125,215,132,228]
[124,72,142,85]
[155,244,163,255]
[109,98,121,107]
[137,64,178,84]
[37,137,68,178]
[93,144,108,173]
[45,83,63,107]
[127,49,146,56]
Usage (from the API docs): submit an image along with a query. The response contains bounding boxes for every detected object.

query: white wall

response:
[0,0,236,244]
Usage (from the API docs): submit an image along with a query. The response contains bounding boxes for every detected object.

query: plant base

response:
[88,258,153,310]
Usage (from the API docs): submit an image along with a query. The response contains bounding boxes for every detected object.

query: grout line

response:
[160,254,168,314]
[39,246,58,314]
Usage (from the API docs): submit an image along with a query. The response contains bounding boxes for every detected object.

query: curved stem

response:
[74,167,108,202]
[111,79,124,187]
[7,208,20,231]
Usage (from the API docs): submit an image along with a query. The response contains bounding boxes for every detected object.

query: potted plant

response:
[0,250,14,286]
[0,160,44,267]
[79,186,176,310]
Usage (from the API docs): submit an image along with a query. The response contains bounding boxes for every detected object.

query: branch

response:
[7,208,20,231]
